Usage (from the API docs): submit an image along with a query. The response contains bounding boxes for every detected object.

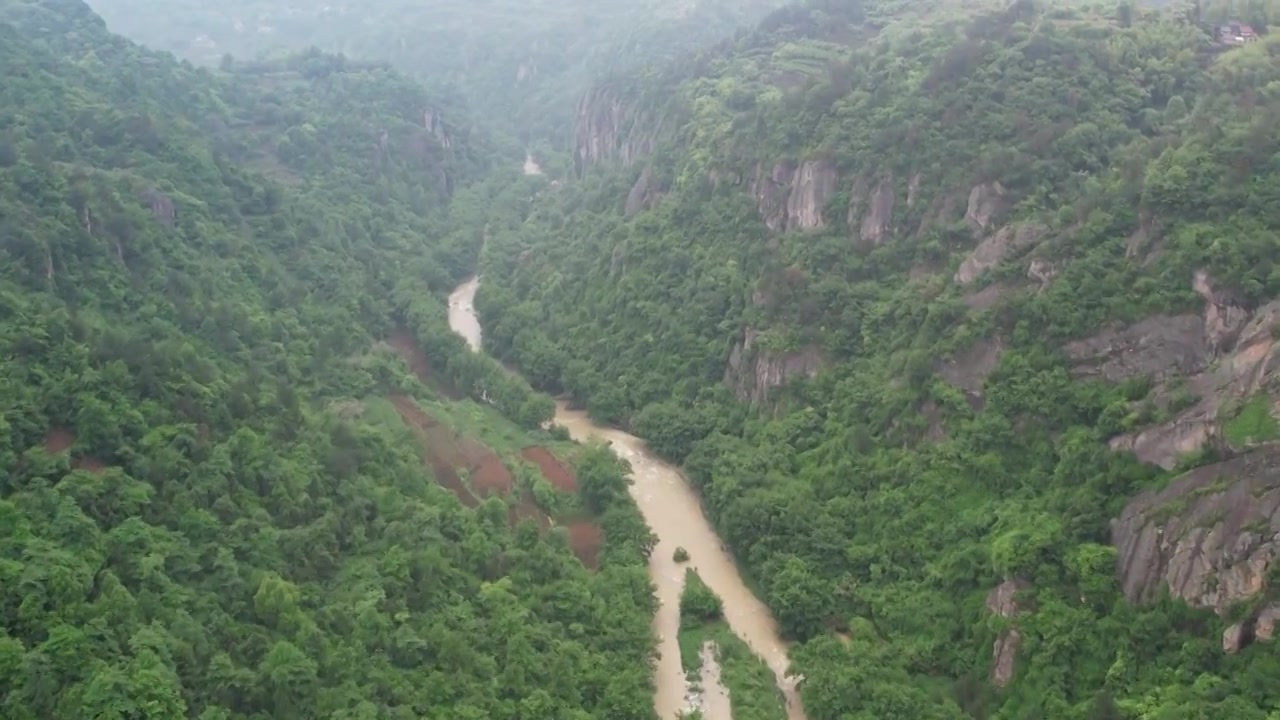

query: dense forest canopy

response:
[82,0,786,150]
[0,0,659,718]
[11,0,1280,718]
[471,0,1280,717]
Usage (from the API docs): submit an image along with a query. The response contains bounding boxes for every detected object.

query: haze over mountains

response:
[6,0,1280,718]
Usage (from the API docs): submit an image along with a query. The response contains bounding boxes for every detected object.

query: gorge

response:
[450,272,805,720]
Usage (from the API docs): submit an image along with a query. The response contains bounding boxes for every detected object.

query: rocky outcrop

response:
[1112,445,1280,621]
[854,174,896,248]
[422,109,451,149]
[985,578,1029,688]
[752,161,794,233]
[906,173,922,207]
[1069,273,1280,469]
[625,166,664,216]
[1194,270,1250,353]
[140,187,175,227]
[1027,259,1056,291]
[752,160,837,233]
[786,161,838,230]
[954,222,1047,286]
[1064,315,1210,384]
[936,337,1004,402]
[964,181,1010,236]
[724,328,823,406]
[573,87,660,173]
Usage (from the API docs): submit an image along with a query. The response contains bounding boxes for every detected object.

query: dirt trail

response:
[448,278,807,720]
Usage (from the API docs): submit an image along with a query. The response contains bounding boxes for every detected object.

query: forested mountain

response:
[0,1,658,718]
[474,0,1280,717]
[82,0,785,149]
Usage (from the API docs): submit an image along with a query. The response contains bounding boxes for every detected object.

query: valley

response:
[8,0,1280,718]
[450,275,804,719]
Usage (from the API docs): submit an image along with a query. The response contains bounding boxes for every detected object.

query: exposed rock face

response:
[954,222,1047,286]
[1112,445,1280,617]
[906,173,922,207]
[1064,315,1209,383]
[724,327,823,406]
[1027,259,1056,291]
[964,181,1010,236]
[752,160,837,233]
[855,174,896,248]
[573,88,659,173]
[936,337,1004,402]
[962,283,1014,311]
[1255,605,1280,641]
[786,161,837,230]
[140,187,175,227]
[985,578,1029,688]
[1068,273,1280,469]
[1223,623,1251,654]
[625,166,663,216]
[422,109,451,148]
[1194,270,1249,353]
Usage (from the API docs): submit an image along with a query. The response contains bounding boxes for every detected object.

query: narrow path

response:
[447,278,807,720]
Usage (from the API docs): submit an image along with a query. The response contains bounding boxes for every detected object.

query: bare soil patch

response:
[471,455,514,497]
[43,427,107,474]
[388,328,433,384]
[521,445,578,492]
[73,457,107,474]
[390,395,480,508]
[43,427,75,455]
[566,521,603,570]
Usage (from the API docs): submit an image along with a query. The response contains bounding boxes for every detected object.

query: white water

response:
[447,278,806,720]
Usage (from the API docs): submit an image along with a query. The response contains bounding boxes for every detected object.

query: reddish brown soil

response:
[43,427,108,474]
[565,521,603,570]
[388,328,432,384]
[520,446,578,493]
[72,456,107,474]
[471,455,514,497]
[390,395,480,508]
[43,427,75,455]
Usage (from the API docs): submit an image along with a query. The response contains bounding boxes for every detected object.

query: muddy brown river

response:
[448,277,806,720]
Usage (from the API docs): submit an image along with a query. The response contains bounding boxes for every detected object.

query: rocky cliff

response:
[572,87,664,174]
[724,327,823,406]
[748,159,837,233]
[985,578,1030,688]
[1112,444,1280,651]
[1067,272,1280,469]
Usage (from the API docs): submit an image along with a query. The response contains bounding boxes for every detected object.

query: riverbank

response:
[447,278,806,720]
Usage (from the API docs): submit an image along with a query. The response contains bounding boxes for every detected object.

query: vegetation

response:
[677,570,786,720]
[84,0,785,148]
[14,0,1280,717]
[0,1,659,718]
[472,0,1280,717]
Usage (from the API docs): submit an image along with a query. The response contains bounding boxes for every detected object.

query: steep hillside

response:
[82,0,784,150]
[0,1,658,718]
[476,0,1280,717]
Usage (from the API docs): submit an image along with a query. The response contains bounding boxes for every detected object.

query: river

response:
[447,277,806,720]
